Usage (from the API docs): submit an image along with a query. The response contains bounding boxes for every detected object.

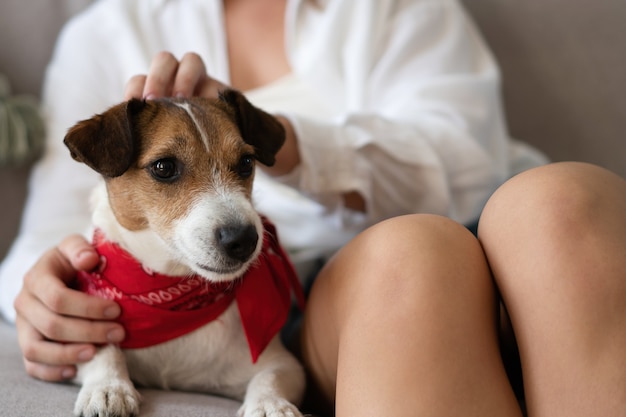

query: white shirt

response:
[0,0,547,321]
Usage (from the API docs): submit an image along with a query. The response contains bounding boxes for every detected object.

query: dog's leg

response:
[73,344,140,417]
[238,343,305,417]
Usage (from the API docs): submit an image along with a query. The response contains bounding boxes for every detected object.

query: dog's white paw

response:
[238,397,303,417]
[74,380,140,417]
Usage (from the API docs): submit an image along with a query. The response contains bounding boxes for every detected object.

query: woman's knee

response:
[314,214,496,329]
[480,162,626,242]
[479,161,626,300]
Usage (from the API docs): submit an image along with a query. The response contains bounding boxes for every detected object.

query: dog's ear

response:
[64,99,146,177]
[218,89,285,166]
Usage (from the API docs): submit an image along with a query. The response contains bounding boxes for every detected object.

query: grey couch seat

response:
[0,319,242,417]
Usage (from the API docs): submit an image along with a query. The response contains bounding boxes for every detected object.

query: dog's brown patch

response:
[64,92,285,233]
[106,100,256,233]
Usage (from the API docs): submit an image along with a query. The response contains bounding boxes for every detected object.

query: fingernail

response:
[103,305,120,319]
[144,94,156,100]
[62,367,76,379]
[77,348,94,362]
[77,249,95,263]
[107,328,125,343]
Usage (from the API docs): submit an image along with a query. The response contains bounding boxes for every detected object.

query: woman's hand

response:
[124,51,227,100]
[125,51,303,178]
[13,235,125,382]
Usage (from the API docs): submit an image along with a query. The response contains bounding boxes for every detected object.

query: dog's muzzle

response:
[215,223,259,263]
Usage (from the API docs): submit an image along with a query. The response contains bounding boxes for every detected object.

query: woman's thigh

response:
[300,214,521,417]
[479,162,626,417]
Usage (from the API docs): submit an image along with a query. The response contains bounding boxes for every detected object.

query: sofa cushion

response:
[0,319,242,417]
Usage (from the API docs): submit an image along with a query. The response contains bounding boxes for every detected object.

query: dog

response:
[63,90,306,417]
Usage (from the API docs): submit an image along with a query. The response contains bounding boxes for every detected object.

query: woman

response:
[3,0,626,415]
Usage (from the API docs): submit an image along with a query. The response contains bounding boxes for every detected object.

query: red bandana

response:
[73,219,305,363]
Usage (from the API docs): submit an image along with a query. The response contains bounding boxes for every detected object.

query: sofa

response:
[1,1,624,415]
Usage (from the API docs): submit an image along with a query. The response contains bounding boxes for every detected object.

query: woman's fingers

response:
[17,315,96,366]
[23,360,76,382]
[123,51,228,101]
[57,234,100,273]
[172,52,209,97]
[13,234,126,382]
[124,74,148,100]
[24,267,119,321]
[16,289,124,343]
[180,52,229,98]
[142,51,180,99]
[16,315,96,381]
[20,237,119,321]
[195,74,228,99]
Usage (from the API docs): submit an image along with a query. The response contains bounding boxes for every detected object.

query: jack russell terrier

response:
[63,90,306,417]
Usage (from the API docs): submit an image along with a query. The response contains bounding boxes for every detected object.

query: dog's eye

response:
[236,155,254,178]
[149,159,181,182]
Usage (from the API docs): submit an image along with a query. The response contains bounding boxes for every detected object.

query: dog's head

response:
[64,90,285,282]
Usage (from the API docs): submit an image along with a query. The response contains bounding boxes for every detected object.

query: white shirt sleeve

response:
[282,0,535,225]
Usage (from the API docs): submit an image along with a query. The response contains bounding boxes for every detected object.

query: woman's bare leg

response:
[479,162,626,416]
[300,214,522,416]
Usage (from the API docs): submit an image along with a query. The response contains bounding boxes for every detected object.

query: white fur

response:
[90,184,192,277]
[171,185,264,283]
[74,156,304,416]
[90,181,263,281]
[174,101,211,150]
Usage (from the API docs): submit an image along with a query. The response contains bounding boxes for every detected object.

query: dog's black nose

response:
[215,224,259,262]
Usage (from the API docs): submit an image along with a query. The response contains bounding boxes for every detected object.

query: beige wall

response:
[463,0,626,178]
